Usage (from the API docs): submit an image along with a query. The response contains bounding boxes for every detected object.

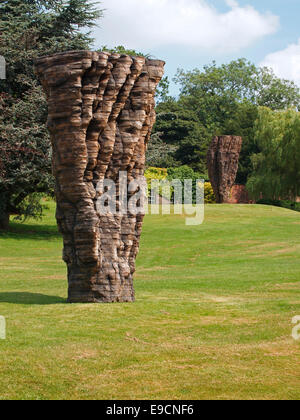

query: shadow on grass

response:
[0,292,66,305]
[0,222,61,241]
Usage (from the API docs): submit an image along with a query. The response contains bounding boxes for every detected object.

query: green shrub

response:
[144,166,212,205]
[257,199,300,213]
[167,166,205,204]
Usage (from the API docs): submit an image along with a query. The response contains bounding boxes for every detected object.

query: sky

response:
[92,0,300,96]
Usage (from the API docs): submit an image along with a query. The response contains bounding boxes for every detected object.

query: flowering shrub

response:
[204,182,216,204]
[145,167,215,205]
[144,167,168,198]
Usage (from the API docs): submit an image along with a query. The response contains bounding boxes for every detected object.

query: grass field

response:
[0,201,299,400]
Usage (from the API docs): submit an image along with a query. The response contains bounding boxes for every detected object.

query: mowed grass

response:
[0,201,300,400]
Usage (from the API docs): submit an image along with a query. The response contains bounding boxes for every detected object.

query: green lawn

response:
[0,202,299,400]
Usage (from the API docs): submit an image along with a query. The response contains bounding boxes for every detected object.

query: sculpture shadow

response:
[0,222,61,241]
[0,292,66,305]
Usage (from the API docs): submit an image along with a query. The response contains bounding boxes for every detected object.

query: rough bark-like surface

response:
[207,135,243,204]
[35,51,164,303]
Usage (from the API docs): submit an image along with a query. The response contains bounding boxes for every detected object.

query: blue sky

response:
[92,0,300,96]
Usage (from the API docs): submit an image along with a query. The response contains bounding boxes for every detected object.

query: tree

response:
[247,107,300,201]
[175,59,300,111]
[223,101,259,184]
[0,0,102,229]
[155,76,173,104]
[154,100,210,173]
[0,87,52,229]
[257,67,300,110]
[101,45,147,57]
[146,132,179,168]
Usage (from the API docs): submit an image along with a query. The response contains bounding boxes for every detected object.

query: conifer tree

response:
[0,0,102,229]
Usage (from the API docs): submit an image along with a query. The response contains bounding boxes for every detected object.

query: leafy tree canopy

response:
[175,59,300,110]
[247,107,300,201]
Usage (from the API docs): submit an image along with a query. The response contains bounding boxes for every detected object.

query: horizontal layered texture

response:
[35,51,165,302]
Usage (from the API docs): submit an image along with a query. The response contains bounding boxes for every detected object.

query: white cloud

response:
[94,0,279,53]
[260,39,300,86]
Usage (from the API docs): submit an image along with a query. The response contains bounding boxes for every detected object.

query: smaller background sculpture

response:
[207,135,243,204]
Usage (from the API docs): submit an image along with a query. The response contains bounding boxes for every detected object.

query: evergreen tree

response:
[0,0,102,229]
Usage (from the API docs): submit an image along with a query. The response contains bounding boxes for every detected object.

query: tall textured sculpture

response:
[35,51,165,303]
[207,135,243,203]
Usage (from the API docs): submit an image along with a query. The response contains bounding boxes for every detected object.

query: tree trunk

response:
[35,51,165,303]
[0,213,10,230]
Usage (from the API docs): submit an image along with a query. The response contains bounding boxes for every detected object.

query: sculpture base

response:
[68,286,135,303]
[67,264,136,303]
[67,295,135,304]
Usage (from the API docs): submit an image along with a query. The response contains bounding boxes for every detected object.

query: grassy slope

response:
[0,202,299,400]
